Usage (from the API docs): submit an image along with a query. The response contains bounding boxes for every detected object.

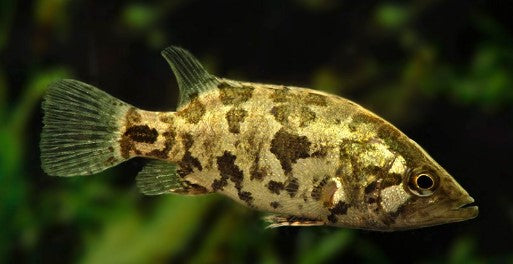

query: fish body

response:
[40,46,478,231]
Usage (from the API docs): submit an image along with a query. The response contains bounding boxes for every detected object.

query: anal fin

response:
[136,160,209,195]
[263,214,325,229]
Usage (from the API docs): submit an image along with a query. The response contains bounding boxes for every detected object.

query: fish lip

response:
[448,196,479,220]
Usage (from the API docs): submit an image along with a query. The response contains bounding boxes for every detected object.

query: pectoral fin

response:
[263,214,325,228]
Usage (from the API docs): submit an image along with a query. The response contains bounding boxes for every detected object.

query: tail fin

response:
[40,79,130,176]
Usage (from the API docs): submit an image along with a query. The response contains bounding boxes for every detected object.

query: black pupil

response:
[417,174,434,189]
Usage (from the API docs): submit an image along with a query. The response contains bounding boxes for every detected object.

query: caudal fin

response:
[40,79,131,176]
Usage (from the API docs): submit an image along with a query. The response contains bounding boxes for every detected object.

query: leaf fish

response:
[40,46,478,231]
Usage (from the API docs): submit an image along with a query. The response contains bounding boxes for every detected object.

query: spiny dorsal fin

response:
[161,46,219,108]
[136,160,210,195]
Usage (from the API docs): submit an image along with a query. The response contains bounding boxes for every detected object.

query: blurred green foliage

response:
[1,0,512,263]
[375,3,408,30]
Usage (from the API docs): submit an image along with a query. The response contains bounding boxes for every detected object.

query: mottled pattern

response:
[122,79,476,231]
[147,128,176,159]
[249,155,266,181]
[311,177,327,201]
[159,114,174,124]
[226,108,247,133]
[176,97,205,124]
[285,177,299,197]
[218,82,254,105]
[270,87,293,102]
[124,125,158,143]
[42,47,477,231]
[270,201,281,209]
[216,151,243,188]
[270,129,311,174]
[126,107,142,124]
[267,180,284,194]
[216,151,253,206]
[271,105,316,128]
[177,134,202,177]
[119,109,145,159]
[303,92,328,106]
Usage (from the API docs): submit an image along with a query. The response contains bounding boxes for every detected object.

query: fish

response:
[40,46,478,231]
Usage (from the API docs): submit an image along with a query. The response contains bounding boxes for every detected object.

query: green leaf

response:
[80,196,219,264]
[376,4,409,30]
[297,229,354,264]
[9,68,71,133]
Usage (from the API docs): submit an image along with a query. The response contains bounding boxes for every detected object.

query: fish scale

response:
[40,46,478,231]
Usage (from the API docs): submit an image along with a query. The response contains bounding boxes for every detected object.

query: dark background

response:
[1,0,512,263]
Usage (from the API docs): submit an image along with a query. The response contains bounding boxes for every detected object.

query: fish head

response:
[381,137,478,230]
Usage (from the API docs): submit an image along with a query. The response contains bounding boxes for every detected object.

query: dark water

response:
[1,0,512,263]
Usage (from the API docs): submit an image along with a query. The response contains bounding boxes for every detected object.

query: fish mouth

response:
[446,196,479,221]
[386,196,478,231]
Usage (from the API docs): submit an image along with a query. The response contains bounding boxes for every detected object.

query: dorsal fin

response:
[161,46,219,108]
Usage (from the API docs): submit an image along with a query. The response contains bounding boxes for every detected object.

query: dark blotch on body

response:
[182,133,194,149]
[119,137,133,159]
[330,201,349,215]
[271,105,316,128]
[365,181,378,194]
[177,97,205,124]
[270,87,292,102]
[250,155,266,181]
[159,114,174,124]
[383,173,402,188]
[303,92,328,106]
[216,151,252,205]
[311,177,328,200]
[270,129,311,174]
[124,125,158,143]
[238,191,254,206]
[362,165,382,176]
[119,109,146,158]
[326,201,349,224]
[218,83,254,105]
[311,146,328,158]
[120,125,158,159]
[378,125,424,167]
[217,151,243,188]
[211,178,228,191]
[286,177,299,197]
[126,107,141,125]
[327,214,337,223]
[267,180,285,194]
[354,111,422,165]
[226,108,248,134]
[177,134,202,177]
[147,128,176,159]
[270,105,289,125]
[270,201,281,209]
[364,180,382,211]
[178,153,202,177]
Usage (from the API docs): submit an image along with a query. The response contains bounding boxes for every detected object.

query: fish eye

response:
[417,174,434,189]
[407,171,438,196]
